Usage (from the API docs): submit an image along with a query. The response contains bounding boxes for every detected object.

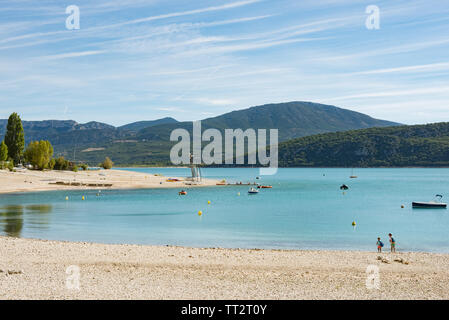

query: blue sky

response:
[1,0,449,126]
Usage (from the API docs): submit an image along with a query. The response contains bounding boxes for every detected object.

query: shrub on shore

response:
[52,156,78,172]
[0,141,8,162]
[100,157,113,170]
[24,140,54,170]
[0,161,13,171]
[48,158,56,170]
[54,156,69,170]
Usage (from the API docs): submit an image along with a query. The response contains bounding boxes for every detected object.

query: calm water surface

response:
[0,168,448,252]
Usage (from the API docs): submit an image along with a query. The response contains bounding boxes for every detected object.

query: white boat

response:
[413,195,447,209]
[248,187,259,194]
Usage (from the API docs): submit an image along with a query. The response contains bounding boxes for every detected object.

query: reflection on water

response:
[26,204,53,214]
[0,205,24,237]
[0,204,53,237]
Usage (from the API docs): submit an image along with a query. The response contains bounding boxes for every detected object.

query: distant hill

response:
[0,117,179,150]
[278,122,449,167]
[118,117,178,132]
[135,101,399,142]
[0,120,116,144]
[0,102,399,165]
[203,101,399,141]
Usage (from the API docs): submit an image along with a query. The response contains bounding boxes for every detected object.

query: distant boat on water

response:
[248,187,259,194]
[413,195,447,208]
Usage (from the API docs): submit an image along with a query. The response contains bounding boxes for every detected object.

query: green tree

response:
[4,113,25,164]
[54,156,69,170]
[101,157,113,169]
[24,140,54,170]
[0,141,8,162]
[48,158,56,170]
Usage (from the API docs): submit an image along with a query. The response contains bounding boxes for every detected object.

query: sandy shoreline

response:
[0,169,220,194]
[1,236,448,300]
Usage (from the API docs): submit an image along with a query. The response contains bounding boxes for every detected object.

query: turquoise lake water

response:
[0,168,448,252]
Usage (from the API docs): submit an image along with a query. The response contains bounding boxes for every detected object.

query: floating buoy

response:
[82,196,85,201]
[198,211,202,216]
[207,201,211,204]
[401,205,404,208]
[237,192,240,196]
[352,221,356,226]
[65,196,69,201]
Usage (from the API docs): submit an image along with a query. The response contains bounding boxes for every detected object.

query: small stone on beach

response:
[7,270,23,275]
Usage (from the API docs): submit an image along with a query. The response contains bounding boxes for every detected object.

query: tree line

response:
[1,113,114,171]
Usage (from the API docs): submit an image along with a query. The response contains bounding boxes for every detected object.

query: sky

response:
[1,0,449,126]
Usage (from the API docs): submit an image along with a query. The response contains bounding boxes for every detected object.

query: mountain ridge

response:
[0,101,400,165]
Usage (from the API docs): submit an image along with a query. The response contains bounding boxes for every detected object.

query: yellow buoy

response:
[207,201,211,205]
[198,211,202,216]
[82,196,85,201]
[352,221,356,226]
[65,196,69,201]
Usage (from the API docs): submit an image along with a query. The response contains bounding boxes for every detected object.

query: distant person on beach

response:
[389,233,396,253]
[376,237,384,253]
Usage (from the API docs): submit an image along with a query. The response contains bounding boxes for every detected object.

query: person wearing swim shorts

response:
[389,233,396,253]
[376,237,383,253]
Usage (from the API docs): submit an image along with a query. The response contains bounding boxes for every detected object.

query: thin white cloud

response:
[328,86,449,101]
[0,1,264,48]
[195,98,235,106]
[37,50,106,60]
[179,37,329,56]
[197,15,272,27]
[315,38,449,63]
[95,0,263,30]
[347,62,449,75]
[0,30,66,45]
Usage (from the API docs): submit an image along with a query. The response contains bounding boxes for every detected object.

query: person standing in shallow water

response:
[389,233,396,253]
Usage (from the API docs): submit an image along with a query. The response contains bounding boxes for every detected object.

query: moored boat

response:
[412,195,447,208]
[349,168,357,178]
[412,202,447,208]
[248,187,259,194]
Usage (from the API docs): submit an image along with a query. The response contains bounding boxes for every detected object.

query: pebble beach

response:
[1,236,448,300]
